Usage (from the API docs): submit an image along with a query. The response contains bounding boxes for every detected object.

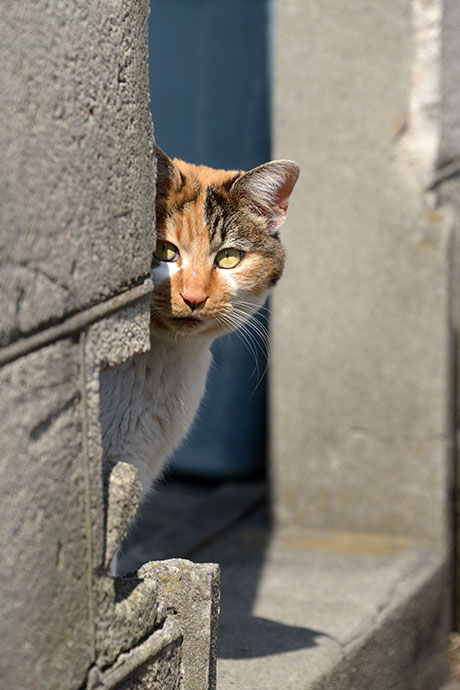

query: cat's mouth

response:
[168,315,208,333]
[171,316,204,324]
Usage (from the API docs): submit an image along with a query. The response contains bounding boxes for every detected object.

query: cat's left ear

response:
[232,160,300,233]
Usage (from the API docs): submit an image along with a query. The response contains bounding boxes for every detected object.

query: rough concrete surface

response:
[140,559,221,690]
[115,631,182,690]
[105,461,142,569]
[96,572,167,670]
[88,618,183,690]
[0,0,155,346]
[0,339,91,690]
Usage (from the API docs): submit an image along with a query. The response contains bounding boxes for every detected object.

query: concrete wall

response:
[0,1,156,348]
[0,3,218,688]
[270,0,456,547]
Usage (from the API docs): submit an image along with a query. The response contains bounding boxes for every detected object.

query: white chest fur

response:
[99,332,212,493]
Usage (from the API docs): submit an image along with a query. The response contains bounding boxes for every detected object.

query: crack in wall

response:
[30,392,80,441]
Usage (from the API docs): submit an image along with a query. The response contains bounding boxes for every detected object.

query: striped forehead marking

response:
[205,186,231,249]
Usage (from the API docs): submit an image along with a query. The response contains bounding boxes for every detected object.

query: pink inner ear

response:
[238,160,299,231]
[272,205,288,229]
[270,174,298,227]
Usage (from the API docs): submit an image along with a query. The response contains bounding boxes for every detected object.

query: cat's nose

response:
[181,292,208,311]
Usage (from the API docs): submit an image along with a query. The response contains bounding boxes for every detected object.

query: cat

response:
[99,145,299,499]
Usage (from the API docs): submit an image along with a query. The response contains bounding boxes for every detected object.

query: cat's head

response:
[150,146,299,340]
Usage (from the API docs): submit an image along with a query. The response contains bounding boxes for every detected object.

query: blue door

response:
[149,0,272,478]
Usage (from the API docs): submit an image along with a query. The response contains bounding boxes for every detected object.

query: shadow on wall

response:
[148,0,272,479]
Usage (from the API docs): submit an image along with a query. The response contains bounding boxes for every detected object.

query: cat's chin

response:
[150,316,216,342]
[169,317,208,335]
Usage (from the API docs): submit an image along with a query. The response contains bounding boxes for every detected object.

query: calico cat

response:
[99,146,299,497]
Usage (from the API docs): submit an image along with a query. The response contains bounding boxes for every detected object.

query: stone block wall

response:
[1,339,91,688]
[0,3,218,688]
[0,1,156,347]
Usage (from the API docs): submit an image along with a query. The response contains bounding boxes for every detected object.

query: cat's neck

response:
[100,324,214,494]
[146,327,215,396]
[149,326,214,354]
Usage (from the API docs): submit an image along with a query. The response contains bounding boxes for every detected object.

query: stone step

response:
[196,513,450,689]
[120,480,451,690]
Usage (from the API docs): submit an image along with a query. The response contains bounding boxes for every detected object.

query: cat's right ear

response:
[232,160,300,234]
[154,144,181,199]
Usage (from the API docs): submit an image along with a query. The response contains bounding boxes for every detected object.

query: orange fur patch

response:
[151,148,298,339]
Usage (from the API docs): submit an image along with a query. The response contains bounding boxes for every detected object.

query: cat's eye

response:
[215,247,242,269]
[153,240,178,262]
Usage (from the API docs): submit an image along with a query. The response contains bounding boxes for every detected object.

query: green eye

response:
[215,247,242,269]
[153,240,178,262]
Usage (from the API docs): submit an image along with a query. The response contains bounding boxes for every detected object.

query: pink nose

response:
[181,292,208,311]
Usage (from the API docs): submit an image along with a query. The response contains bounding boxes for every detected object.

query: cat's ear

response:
[155,144,181,198]
[232,160,300,233]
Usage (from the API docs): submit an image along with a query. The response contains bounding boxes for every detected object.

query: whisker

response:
[233,299,272,315]
[217,313,262,383]
[230,308,271,350]
[232,306,270,329]
[224,308,270,348]
[229,308,272,392]
[237,322,270,391]
[222,308,273,392]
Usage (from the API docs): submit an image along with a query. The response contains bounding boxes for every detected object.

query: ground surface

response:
[119,478,451,689]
